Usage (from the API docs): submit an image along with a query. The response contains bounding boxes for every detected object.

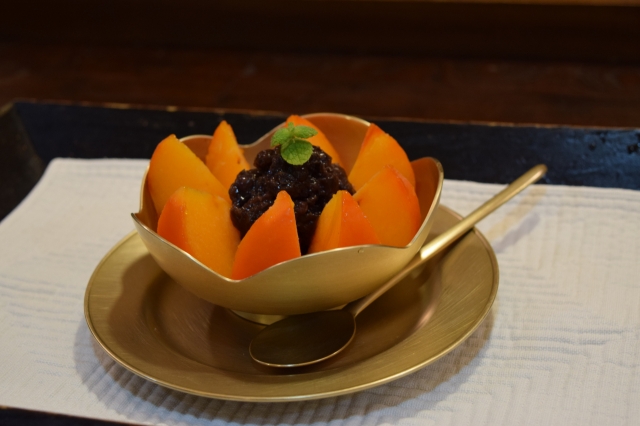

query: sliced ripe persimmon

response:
[147,134,230,214]
[205,120,250,188]
[232,191,301,280]
[309,190,380,253]
[348,123,415,191]
[157,187,239,278]
[286,115,343,166]
[353,166,421,247]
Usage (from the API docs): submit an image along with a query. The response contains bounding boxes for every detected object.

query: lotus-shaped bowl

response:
[132,113,443,318]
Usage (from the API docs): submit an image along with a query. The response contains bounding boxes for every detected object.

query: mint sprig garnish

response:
[271,122,318,165]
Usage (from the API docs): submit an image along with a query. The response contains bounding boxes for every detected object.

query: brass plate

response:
[85,205,498,402]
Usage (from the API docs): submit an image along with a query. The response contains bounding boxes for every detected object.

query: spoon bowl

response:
[250,310,356,367]
[132,113,444,317]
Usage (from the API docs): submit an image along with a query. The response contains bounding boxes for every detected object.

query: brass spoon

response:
[250,164,547,368]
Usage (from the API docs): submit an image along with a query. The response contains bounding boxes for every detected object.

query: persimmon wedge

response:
[309,190,380,253]
[232,191,301,280]
[348,123,415,191]
[147,134,230,214]
[157,187,239,278]
[286,115,343,166]
[353,166,421,247]
[205,120,250,188]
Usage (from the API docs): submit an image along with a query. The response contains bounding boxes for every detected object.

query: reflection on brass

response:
[85,206,499,402]
[132,113,444,315]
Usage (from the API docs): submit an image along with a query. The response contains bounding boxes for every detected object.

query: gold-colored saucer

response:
[85,205,498,402]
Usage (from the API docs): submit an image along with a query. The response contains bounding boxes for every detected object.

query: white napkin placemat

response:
[0,158,638,425]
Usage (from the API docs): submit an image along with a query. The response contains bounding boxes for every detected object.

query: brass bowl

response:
[132,113,443,317]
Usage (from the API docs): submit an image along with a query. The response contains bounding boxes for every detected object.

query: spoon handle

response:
[345,164,547,317]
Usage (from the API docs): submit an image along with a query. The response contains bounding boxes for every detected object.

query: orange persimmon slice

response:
[232,191,301,280]
[348,123,416,191]
[147,134,230,214]
[353,166,421,247]
[286,115,343,166]
[308,190,380,253]
[205,120,250,189]
[157,187,239,278]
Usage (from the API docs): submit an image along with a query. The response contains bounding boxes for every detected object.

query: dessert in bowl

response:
[132,113,443,318]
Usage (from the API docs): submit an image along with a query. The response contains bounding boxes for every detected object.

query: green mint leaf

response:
[281,140,314,165]
[279,138,292,152]
[271,127,292,147]
[270,121,318,165]
[292,125,318,140]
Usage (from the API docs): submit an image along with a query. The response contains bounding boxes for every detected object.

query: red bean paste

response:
[229,146,354,254]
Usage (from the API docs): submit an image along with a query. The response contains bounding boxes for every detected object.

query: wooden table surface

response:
[2,41,640,129]
[2,0,640,129]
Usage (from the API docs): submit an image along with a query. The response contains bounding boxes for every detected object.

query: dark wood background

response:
[2,0,640,128]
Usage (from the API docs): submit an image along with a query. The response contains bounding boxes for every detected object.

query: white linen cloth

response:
[0,158,638,426]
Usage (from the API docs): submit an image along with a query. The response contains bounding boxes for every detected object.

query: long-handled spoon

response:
[250,164,547,368]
